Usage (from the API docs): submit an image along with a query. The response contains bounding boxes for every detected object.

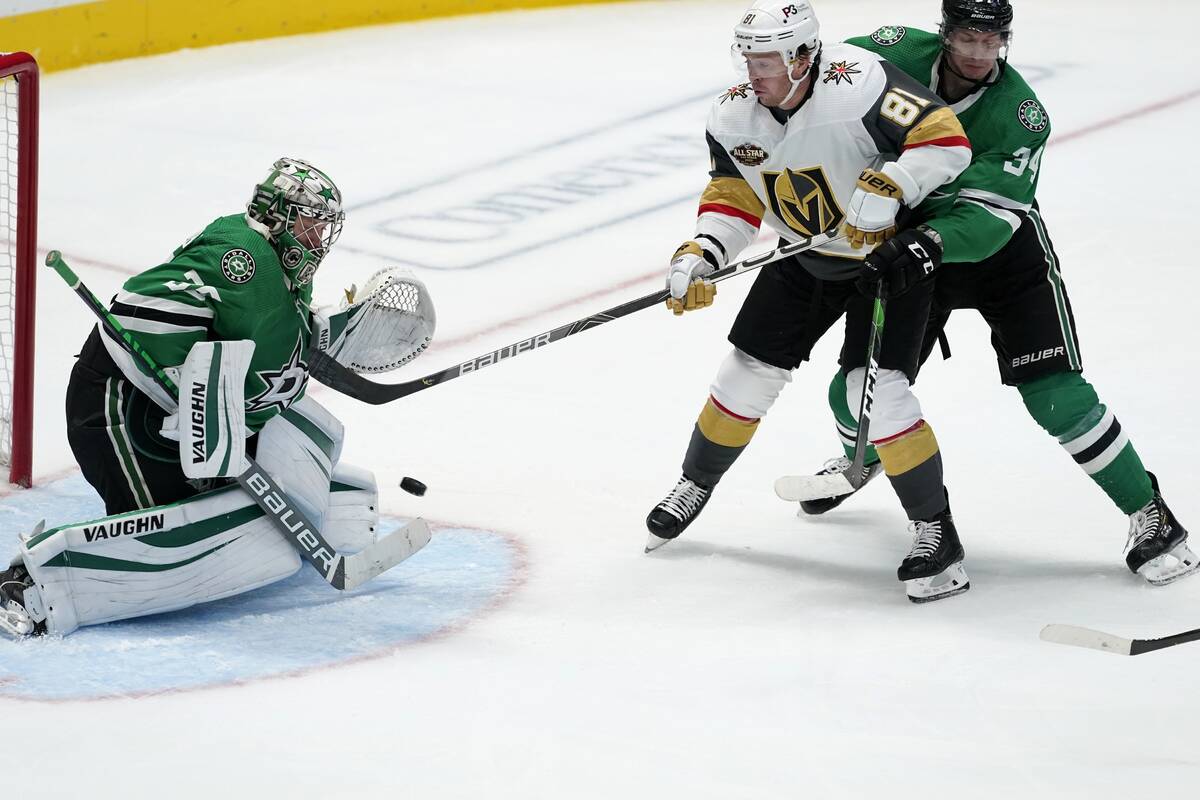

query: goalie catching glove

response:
[665,240,720,315]
[314,266,436,373]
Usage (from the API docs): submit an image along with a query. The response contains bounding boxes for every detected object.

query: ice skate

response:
[1125,473,1198,586]
[796,456,883,515]
[0,560,45,638]
[898,504,970,603]
[645,475,713,553]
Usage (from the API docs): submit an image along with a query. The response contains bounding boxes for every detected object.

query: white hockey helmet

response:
[732,0,821,70]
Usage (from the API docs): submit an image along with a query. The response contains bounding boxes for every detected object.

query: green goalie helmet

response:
[247,157,345,286]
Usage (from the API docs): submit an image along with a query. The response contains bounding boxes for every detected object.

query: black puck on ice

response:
[400,476,427,496]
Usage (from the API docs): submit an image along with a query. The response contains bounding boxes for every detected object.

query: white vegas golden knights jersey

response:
[694,42,971,280]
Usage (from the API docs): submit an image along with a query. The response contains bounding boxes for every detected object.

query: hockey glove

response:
[843,169,905,250]
[856,226,943,299]
[666,241,719,316]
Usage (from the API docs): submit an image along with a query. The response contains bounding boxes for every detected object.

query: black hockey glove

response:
[856,226,943,298]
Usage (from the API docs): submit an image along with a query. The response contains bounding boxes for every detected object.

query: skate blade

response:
[905,562,971,603]
[644,532,672,553]
[1139,541,1200,586]
[0,606,34,638]
[18,519,44,545]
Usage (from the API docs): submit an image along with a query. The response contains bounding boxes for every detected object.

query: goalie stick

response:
[308,232,841,405]
[46,251,431,592]
[774,283,887,503]
[1039,623,1200,656]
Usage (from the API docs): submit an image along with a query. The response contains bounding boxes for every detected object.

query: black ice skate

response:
[898,504,970,603]
[0,559,45,638]
[797,456,883,516]
[645,475,713,553]
[1125,473,1198,586]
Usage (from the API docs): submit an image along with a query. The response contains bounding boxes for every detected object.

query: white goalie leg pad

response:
[325,462,379,553]
[254,395,344,536]
[176,340,255,480]
[845,367,924,441]
[709,348,793,420]
[18,485,301,636]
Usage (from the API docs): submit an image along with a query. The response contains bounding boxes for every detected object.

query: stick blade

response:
[774,473,855,502]
[340,518,433,591]
[1039,624,1134,656]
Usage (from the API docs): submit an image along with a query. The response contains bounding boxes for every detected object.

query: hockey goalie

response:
[0,158,436,638]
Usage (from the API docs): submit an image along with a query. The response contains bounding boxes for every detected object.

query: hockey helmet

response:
[941,0,1013,34]
[731,1,821,104]
[940,0,1012,79]
[247,157,345,287]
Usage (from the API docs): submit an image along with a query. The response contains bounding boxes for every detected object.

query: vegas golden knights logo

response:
[761,167,844,238]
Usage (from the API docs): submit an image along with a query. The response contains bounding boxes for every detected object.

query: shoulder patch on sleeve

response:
[719,83,753,104]
[220,248,256,284]
[1017,99,1049,132]
[870,25,907,46]
[822,60,863,86]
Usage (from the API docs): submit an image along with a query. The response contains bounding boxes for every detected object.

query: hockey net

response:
[0,53,37,487]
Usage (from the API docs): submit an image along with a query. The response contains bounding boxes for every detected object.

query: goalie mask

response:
[247,157,345,287]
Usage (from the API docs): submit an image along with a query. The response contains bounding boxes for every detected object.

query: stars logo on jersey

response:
[761,167,845,239]
[247,334,309,416]
[822,61,861,86]
[870,25,906,46]
[721,83,752,104]
[220,249,256,284]
[730,143,769,167]
[1018,99,1049,132]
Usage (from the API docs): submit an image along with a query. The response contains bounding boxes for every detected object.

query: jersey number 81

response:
[879,88,930,128]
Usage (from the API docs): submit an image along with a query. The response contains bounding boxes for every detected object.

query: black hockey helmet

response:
[941,0,1013,36]
[939,0,1012,88]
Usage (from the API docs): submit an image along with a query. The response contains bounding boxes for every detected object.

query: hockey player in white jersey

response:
[645,0,974,602]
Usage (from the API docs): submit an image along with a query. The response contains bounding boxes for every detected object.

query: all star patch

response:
[721,83,752,103]
[1018,99,1049,132]
[220,249,256,284]
[730,143,769,167]
[822,61,862,86]
[870,25,906,46]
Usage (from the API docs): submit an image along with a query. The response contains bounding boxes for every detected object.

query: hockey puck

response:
[400,476,427,497]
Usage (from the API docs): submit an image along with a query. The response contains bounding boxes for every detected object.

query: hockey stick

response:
[1039,623,1200,656]
[774,282,887,502]
[309,232,841,405]
[46,250,431,591]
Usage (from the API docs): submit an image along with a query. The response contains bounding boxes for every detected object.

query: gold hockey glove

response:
[842,169,904,250]
[666,241,718,315]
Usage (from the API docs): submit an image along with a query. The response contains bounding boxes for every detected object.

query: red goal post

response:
[0,52,37,488]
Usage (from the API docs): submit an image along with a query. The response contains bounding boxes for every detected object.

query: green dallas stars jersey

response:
[105,213,313,433]
[847,26,1051,263]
